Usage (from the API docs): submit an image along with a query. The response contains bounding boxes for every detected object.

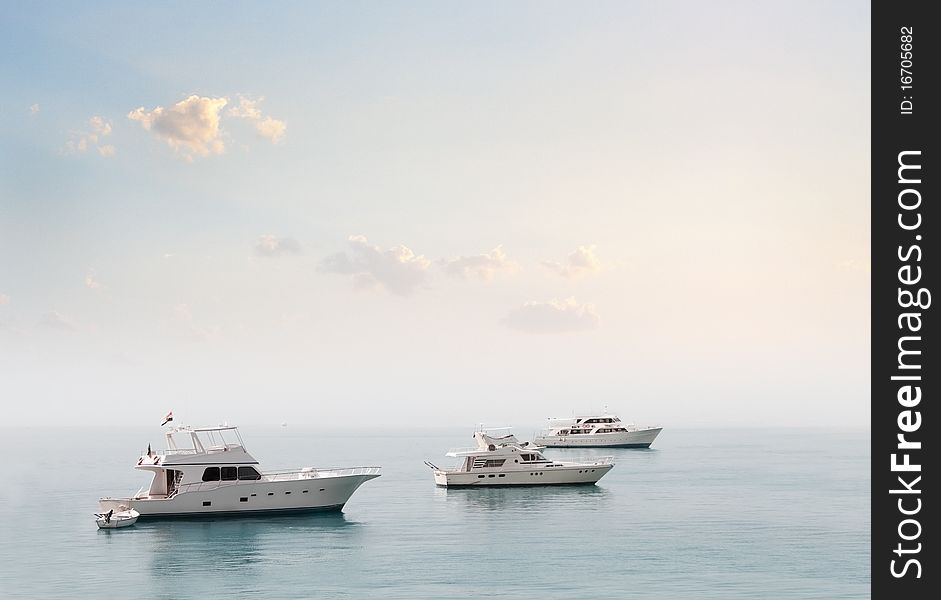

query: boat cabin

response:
[134,426,261,499]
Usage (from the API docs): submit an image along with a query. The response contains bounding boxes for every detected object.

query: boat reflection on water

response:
[541,445,662,470]
[130,512,359,579]
[435,482,610,512]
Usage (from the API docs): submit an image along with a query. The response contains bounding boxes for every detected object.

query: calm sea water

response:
[0,427,870,599]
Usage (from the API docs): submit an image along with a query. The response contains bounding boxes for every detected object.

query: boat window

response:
[559,430,570,435]
[238,466,262,480]
[221,466,238,481]
[521,454,547,462]
[472,458,506,468]
[201,467,220,482]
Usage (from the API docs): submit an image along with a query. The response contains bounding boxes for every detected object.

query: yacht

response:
[534,414,662,448]
[99,424,381,518]
[425,431,614,487]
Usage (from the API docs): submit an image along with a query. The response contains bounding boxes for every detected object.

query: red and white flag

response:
[161,411,173,426]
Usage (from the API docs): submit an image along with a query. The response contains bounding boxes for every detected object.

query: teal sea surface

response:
[0,428,870,599]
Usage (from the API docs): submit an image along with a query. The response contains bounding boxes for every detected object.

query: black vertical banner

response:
[873,1,936,596]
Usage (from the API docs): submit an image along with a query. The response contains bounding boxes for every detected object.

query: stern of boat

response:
[433,470,450,487]
[98,497,134,513]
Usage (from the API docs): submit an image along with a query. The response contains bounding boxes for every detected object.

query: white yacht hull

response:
[535,427,662,448]
[433,464,612,487]
[100,472,379,518]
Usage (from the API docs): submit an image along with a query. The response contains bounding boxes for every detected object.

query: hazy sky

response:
[0,1,870,429]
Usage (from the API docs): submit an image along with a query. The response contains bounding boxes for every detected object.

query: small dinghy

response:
[95,508,140,529]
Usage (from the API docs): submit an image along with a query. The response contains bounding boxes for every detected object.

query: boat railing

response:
[174,480,241,494]
[160,443,244,455]
[580,456,615,465]
[264,466,382,481]
[171,466,381,494]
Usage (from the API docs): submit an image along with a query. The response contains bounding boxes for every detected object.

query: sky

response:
[0,1,870,429]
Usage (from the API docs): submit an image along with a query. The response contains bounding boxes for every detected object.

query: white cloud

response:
[320,235,431,295]
[85,269,101,290]
[542,245,602,279]
[128,95,228,160]
[254,235,302,257]
[227,96,263,120]
[502,297,600,334]
[0,293,9,305]
[65,115,115,157]
[89,116,111,136]
[254,116,287,143]
[29,103,40,116]
[442,245,516,281]
[41,310,78,331]
[228,95,286,144]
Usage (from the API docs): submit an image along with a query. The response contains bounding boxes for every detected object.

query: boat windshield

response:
[165,426,245,454]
